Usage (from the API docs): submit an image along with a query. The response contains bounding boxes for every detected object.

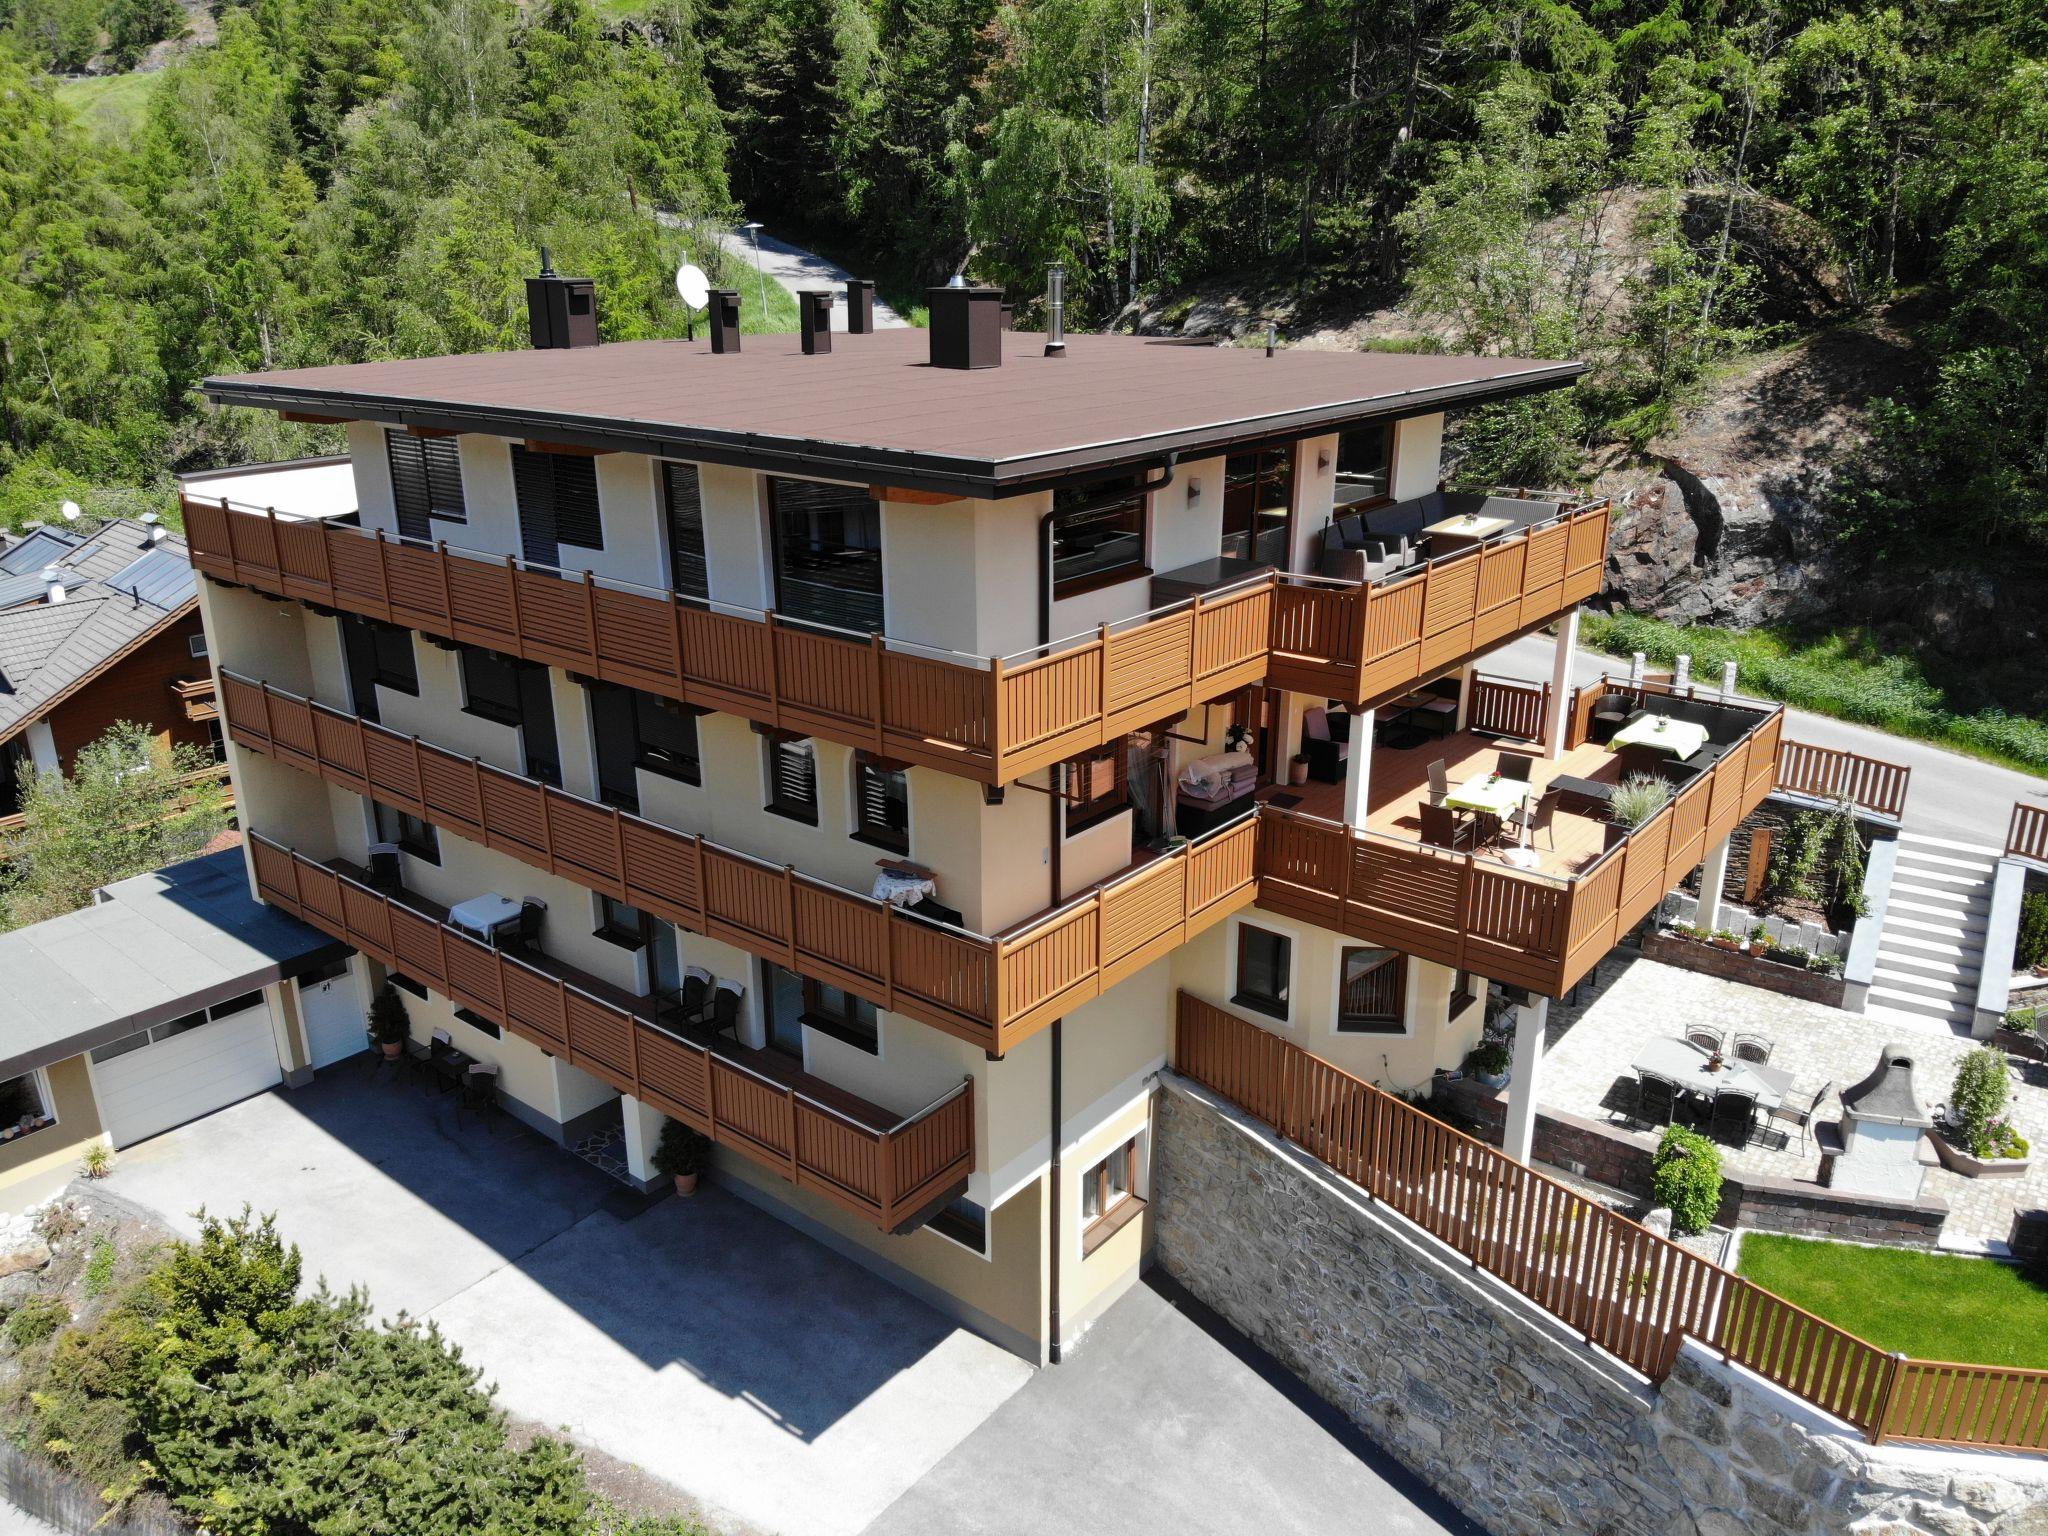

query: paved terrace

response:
[1542,956,2047,1252]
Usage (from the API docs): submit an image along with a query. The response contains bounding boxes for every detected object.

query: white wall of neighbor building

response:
[1389,413,1447,501]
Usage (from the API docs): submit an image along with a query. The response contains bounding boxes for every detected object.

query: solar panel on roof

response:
[0,572,51,610]
[104,546,197,609]
[0,528,82,576]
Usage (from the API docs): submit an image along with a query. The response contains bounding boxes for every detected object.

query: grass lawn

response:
[1738,1234,2048,1369]
[53,71,161,139]
[1581,609,2048,775]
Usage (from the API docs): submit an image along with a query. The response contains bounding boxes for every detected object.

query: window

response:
[591,683,700,809]
[1080,1136,1141,1254]
[661,462,710,601]
[851,753,909,853]
[458,647,560,786]
[930,1193,988,1255]
[187,632,209,660]
[339,615,417,706]
[1338,947,1407,1033]
[595,895,649,948]
[510,446,602,567]
[1233,924,1292,1020]
[767,476,884,632]
[451,1006,501,1038]
[762,960,877,1055]
[374,800,439,864]
[388,972,429,1000]
[1063,741,1128,836]
[1336,421,1393,504]
[385,429,466,539]
[1221,445,1294,565]
[1051,476,1148,597]
[0,1071,55,1140]
[763,731,819,824]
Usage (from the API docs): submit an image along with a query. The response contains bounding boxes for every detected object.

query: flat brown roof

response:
[204,330,1582,497]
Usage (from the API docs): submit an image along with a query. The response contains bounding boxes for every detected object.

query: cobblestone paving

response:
[1542,954,2047,1252]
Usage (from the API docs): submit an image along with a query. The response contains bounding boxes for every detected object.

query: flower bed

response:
[1641,924,1847,1006]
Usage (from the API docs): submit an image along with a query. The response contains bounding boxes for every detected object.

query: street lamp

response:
[742,221,768,321]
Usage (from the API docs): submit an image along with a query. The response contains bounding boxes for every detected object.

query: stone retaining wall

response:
[1642,927,1849,1007]
[1152,1075,2048,1536]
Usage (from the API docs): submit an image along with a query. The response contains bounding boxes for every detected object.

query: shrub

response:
[1463,1040,1512,1078]
[79,1142,114,1180]
[2007,1005,2039,1035]
[651,1119,711,1181]
[368,982,410,1048]
[1652,1125,1723,1236]
[5,1293,71,1349]
[1950,1048,2011,1155]
[1608,772,1672,830]
[82,1235,117,1298]
[2019,892,2048,972]
[1764,802,1869,919]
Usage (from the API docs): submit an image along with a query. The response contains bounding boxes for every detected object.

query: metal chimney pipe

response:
[41,566,64,604]
[1045,263,1066,358]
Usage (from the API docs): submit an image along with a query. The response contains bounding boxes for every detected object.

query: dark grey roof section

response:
[1839,1043,1934,1127]
[0,849,348,1078]
[0,529,83,577]
[0,572,50,611]
[105,546,198,610]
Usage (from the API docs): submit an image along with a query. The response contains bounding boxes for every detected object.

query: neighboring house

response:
[172,266,1775,1363]
[0,849,358,1211]
[0,516,222,825]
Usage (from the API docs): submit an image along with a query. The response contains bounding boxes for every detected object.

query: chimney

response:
[708,289,742,354]
[845,279,876,334]
[798,290,834,354]
[41,566,64,605]
[142,512,166,545]
[1045,263,1066,358]
[927,284,1004,370]
[525,248,600,350]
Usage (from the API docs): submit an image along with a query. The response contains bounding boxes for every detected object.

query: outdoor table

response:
[1420,512,1514,554]
[1442,772,1535,818]
[1631,1037,1786,1112]
[449,892,522,945]
[1607,713,1708,759]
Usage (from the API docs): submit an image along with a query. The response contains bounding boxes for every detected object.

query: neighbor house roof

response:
[202,330,1585,497]
[0,849,347,1077]
[0,519,200,748]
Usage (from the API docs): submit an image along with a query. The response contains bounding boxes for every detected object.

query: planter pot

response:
[673,1173,700,1197]
[1711,939,1740,952]
[1474,1069,1511,1091]
[1289,760,1309,786]
[1748,942,1767,957]
[380,1041,403,1060]
[1931,1133,2031,1180]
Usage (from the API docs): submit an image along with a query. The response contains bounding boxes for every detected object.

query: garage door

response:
[90,992,284,1148]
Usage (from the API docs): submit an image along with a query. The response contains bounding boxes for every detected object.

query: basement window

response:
[0,1070,56,1143]
[1337,947,1406,1034]
[1080,1136,1143,1255]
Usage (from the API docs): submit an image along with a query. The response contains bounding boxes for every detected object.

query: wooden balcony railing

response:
[1772,739,1912,821]
[1256,681,1784,997]
[1465,671,1548,741]
[184,491,1609,786]
[220,671,1259,1055]
[2007,803,2048,866]
[172,675,219,723]
[247,831,974,1232]
[1173,992,2048,1452]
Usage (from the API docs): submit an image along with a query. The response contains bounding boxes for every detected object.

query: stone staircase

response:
[1864,833,2000,1034]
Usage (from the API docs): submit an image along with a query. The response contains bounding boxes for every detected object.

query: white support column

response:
[1697,836,1733,934]
[1453,660,1479,732]
[1502,995,1550,1165]
[23,720,58,775]
[620,1094,667,1189]
[1543,606,1580,761]
[1342,707,1375,828]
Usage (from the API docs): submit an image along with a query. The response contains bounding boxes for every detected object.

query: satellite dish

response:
[59,500,81,522]
[676,263,710,310]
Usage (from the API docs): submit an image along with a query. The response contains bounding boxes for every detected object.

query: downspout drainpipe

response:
[1034,452,1174,1368]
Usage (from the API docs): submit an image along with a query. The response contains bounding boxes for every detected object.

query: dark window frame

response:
[851,753,910,854]
[1232,923,1292,1021]
[660,461,710,601]
[1051,477,1150,598]
[763,731,820,826]
[1337,946,1408,1034]
[766,475,885,634]
[374,800,440,865]
[1221,444,1296,563]
[457,646,560,787]
[1063,741,1128,836]
[1080,1136,1142,1255]
[342,616,419,698]
[1335,421,1395,506]
[385,429,467,538]
[798,976,879,1054]
[511,445,604,561]
[594,894,650,950]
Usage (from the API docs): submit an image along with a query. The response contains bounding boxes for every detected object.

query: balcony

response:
[1253,680,1786,997]
[183,486,1609,787]
[244,832,974,1233]
[219,672,1260,1056]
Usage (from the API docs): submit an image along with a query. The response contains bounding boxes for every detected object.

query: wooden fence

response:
[220,670,1257,1056]
[1773,739,1912,822]
[1466,673,1549,741]
[183,493,1609,784]
[1172,993,2048,1453]
[2008,803,2048,866]
[248,831,973,1232]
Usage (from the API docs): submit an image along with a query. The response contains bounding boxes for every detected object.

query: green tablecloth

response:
[1442,774,1535,816]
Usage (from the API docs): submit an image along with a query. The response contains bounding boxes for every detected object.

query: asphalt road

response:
[704,225,911,330]
[1485,631,2048,849]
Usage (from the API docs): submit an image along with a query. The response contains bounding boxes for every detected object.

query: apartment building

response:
[179,271,1778,1361]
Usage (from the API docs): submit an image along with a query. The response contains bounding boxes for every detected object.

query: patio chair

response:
[1768,1079,1831,1154]
[456,1062,501,1135]
[1496,751,1536,782]
[1637,1074,1681,1127]
[1418,802,1469,851]
[665,966,712,1029]
[1685,1026,1724,1055]
[1302,707,1350,783]
[705,980,745,1042]
[1732,1032,1772,1065]
[1426,759,1450,806]
[1508,789,1558,850]
[1589,692,1636,744]
[1710,1088,1759,1146]
[511,898,547,951]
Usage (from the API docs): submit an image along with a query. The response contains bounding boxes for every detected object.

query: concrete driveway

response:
[862,1274,1482,1536]
[105,1069,1028,1536]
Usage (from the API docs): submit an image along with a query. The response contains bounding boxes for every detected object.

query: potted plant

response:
[368,982,409,1060]
[1747,922,1769,958]
[1710,929,1742,952]
[1463,1039,1512,1090]
[1934,1047,2033,1177]
[1607,772,1672,834]
[652,1118,712,1196]
[1289,752,1310,786]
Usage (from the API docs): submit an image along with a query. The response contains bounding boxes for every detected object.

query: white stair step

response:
[1875,928,1972,958]
[1892,848,2000,878]
[1887,882,1993,916]
[1866,984,1974,1021]
[1897,831,2004,859]
[1886,865,1995,894]
[1872,948,1981,982]
[1883,899,1989,934]
[1871,966,1973,1002]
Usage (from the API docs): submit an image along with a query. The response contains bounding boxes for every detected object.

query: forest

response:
[0,0,2043,579]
